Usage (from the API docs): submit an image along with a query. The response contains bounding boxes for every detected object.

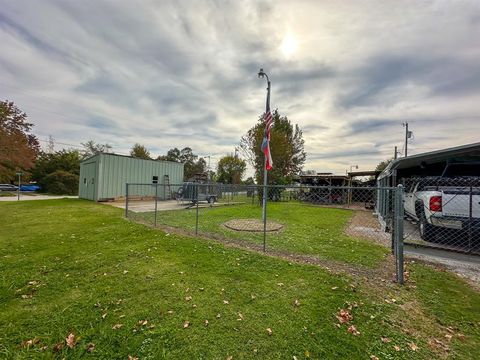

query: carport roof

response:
[379,142,480,179]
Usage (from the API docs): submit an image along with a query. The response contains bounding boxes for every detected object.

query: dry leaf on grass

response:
[266,328,273,336]
[370,356,379,360]
[53,342,64,352]
[226,356,233,360]
[347,325,360,336]
[381,337,391,343]
[223,300,229,305]
[185,296,192,301]
[138,320,148,326]
[336,309,353,324]
[112,324,123,330]
[101,313,107,319]
[393,345,400,351]
[204,320,209,326]
[128,356,139,360]
[66,333,76,349]
[294,299,300,307]
[20,337,40,348]
[183,320,190,328]
[86,343,95,353]
[408,342,418,351]
[216,313,221,319]
[445,334,453,341]
[237,313,244,321]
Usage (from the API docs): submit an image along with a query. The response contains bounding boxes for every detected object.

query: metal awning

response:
[378,142,480,180]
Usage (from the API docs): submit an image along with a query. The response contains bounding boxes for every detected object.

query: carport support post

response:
[154,184,158,227]
[395,185,404,285]
[125,183,129,218]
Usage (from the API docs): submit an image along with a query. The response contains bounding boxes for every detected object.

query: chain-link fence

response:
[125,182,405,283]
[400,176,480,254]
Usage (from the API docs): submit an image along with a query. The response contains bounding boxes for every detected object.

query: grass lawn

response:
[132,202,388,267]
[1,199,479,359]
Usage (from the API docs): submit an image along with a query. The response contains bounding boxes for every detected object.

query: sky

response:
[1,0,480,176]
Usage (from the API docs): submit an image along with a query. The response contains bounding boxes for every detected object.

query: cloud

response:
[1,0,479,175]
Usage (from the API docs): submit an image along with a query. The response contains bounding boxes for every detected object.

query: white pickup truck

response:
[403,178,480,241]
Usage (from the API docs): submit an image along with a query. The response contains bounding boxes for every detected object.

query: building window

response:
[152,176,158,184]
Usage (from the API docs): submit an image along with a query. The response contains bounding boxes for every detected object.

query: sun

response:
[280,33,298,58]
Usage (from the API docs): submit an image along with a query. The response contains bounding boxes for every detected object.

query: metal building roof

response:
[379,142,480,179]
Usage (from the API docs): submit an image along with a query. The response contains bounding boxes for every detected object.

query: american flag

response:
[261,110,273,170]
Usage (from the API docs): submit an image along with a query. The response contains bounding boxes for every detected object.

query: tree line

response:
[2,99,326,195]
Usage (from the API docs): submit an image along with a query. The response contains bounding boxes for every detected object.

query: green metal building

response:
[79,153,184,201]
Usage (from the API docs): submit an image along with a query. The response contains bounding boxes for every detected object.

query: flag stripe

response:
[262,110,274,170]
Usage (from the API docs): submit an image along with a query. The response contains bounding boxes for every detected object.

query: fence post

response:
[154,184,158,227]
[195,183,199,236]
[125,183,129,218]
[395,185,404,285]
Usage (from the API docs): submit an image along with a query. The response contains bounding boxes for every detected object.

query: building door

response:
[82,162,96,200]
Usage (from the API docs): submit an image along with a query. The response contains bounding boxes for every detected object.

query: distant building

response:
[79,153,184,201]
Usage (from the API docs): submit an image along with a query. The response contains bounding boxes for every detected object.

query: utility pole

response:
[403,122,412,157]
[394,146,398,160]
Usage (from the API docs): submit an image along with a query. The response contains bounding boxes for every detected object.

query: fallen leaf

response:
[223,300,229,305]
[123,270,129,274]
[112,324,123,330]
[183,320,190,328]
[266,328,273,336]
[86,343,95,353]
[408,342,418,351]
[393,345,400,351]
[331,286,338,290]
[226,356,233,360]
[66,333,76,349]
[138,319,148,326]
[370,356,379,360]
[381,337,391,343]
[336,309,353,324]
[347,325,360,336]
[53,342,64,352]
[251,294,256,300]
[444,334,453,341]
[294,299,300,307]
[277,283,284,287]
[167,310,174,314]
[457,333,466,342]
[185,296,192,301]
[128,356,139,360]
[216,313,221,319]
[204,320,209,326]
[237,313,244,321]
[101,313,107,319]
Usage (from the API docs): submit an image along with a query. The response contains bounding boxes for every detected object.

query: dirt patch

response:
[345,210,390,247]
[223,218,283,232]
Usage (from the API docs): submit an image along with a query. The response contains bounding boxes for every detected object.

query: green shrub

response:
[43,170,79,195]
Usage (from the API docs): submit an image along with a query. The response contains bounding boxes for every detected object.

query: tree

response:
[81,140,112,159]
[216,155,246,184]
[157,147,207,180]
[375,158,393,172]
[157,147,181,162]
[239,110,306,185]
[130,143,151,159]
[31,150,81,194]
[0,100,40,182]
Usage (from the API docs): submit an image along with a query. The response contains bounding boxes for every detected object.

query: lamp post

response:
[258,68,271,226]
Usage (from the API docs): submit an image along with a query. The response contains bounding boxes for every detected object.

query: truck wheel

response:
[419,211,437,242]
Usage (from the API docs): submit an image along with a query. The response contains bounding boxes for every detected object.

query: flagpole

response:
[258,69,271,252]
